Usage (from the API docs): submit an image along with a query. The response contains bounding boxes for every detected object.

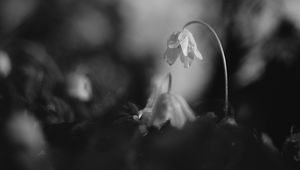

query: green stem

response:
[183,20,229,114]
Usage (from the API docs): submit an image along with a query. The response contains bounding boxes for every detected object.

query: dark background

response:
[1,0,300,170]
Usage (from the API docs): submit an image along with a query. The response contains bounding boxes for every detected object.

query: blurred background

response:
[1,0,300,169]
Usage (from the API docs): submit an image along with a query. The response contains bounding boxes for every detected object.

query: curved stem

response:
[166,73,172,93]
[183,20,229,114]
[160,73,172,93]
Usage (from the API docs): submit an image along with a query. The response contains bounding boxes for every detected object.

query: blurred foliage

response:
[1,0,300,170]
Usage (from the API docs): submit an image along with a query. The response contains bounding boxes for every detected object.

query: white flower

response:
[164,28,203,68]
[139,75,196,129]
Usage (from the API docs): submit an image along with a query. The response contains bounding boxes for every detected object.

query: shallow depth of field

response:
[1,0,300,170]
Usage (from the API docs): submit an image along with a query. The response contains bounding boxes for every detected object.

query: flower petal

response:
[187,32,203,60]
[164,47,181,65]
[167,31,181,48]
[168,95,187,129]
[180,36,189,56]
[178,29,190,41]
[145,86,159,109]
[149,93,195,129]
[193,47,203,60]
[180,52,193,68]
[178,29,191,56]
[139,84,161,119]
[150,93,170,129]
[173,94,196,122]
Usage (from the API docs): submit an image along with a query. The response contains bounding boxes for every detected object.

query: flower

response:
[164,28,203,68]
[139,74,196,129]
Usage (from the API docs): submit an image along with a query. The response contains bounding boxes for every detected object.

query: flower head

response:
[139,74,196,129]
[164,28,203,68]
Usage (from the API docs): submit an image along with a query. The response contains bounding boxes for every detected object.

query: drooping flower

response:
[138,74,196,129]
[164,28,203,68]
[165,20,230,115]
